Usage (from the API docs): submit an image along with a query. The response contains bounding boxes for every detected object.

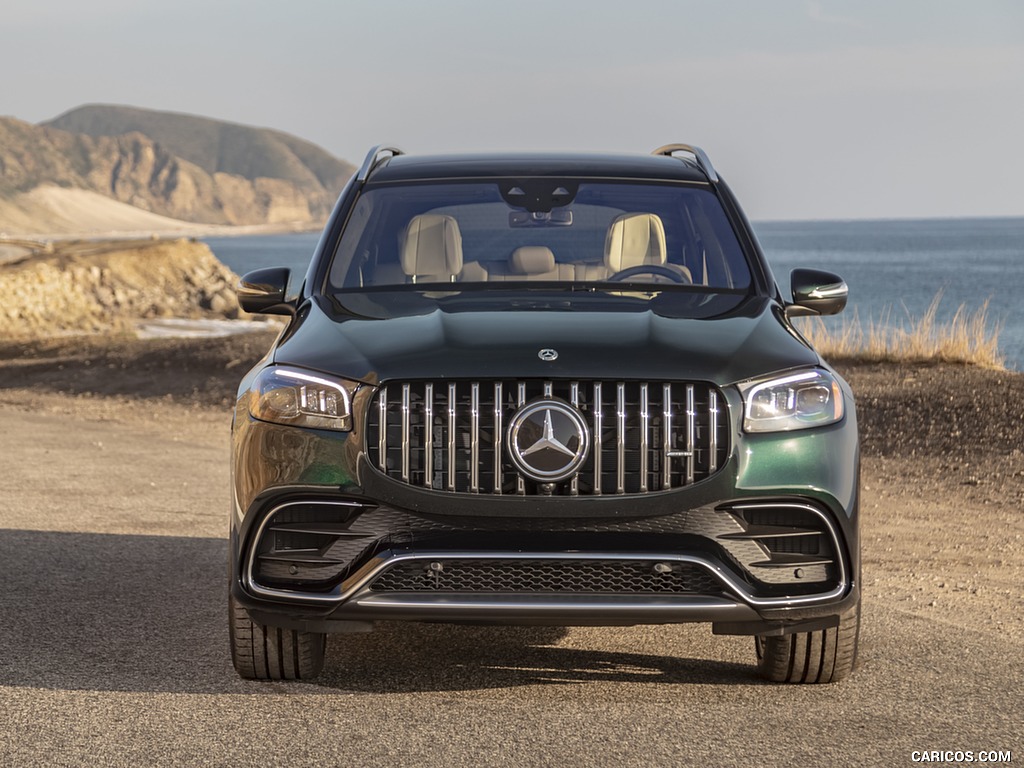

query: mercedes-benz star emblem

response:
[538,348,558,361]
[507,399,589,483]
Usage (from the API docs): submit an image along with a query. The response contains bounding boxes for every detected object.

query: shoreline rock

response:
[0,238,249,338]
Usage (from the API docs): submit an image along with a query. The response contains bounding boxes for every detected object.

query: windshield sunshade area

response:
[326,180,753,315]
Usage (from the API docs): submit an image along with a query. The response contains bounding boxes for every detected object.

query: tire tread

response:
[229,595,326,680]
[756,600,860,684]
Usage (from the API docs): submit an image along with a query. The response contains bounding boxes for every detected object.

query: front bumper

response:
[230,486,860,635]
[230,399,860,635]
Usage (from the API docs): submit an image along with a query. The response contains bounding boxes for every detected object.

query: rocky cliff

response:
[0,238,250,337]
[0,105,355,234]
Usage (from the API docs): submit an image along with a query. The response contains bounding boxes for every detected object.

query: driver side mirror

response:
[787,268,848,317]
[236,267,295,315]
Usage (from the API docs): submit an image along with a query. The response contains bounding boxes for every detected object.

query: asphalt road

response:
[1,398,1020,767]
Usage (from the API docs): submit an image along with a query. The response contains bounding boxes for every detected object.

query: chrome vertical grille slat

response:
[424,383,434,488]
[686,384,696,486]
[593,382,603,496]
[400,383,411,483]
[709,390,719,474]
[516,383,526,496]
[447,382,456,492]
[470,382,480,493]
[569,382,580,496]
[639,383,649,493]
[369,379,729,497]
[615,382,626,495]
[662,383,672,491]
[378,385,388,470]
[493,382,503,494]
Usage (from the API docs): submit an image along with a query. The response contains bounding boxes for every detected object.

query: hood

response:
[272,297,820,386]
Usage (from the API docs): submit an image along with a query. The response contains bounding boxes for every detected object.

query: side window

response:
[670,192,750,289]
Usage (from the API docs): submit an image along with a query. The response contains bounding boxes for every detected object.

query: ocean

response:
[203,217,1024,371]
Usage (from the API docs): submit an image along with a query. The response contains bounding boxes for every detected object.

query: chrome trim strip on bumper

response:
[244,539,849,611]
[352,592,746,619]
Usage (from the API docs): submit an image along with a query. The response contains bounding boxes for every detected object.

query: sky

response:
[3,0,1023,221]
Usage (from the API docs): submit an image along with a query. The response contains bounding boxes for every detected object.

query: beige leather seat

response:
[604,212,667,272]
[509,246,574,280]
[603,212,691,282]
[462,247,573,282]
[460,259,490,282]
[400,214,463,283]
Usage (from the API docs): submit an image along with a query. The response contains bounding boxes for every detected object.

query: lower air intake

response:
[368,558,724,594]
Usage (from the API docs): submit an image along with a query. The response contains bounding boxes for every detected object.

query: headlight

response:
[739,369,844,433]
[249,366,358,431]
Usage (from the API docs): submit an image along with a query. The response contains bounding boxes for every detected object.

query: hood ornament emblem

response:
[507,399,589,483]
[538,348,558,361]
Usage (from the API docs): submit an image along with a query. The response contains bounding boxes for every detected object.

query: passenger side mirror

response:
[787,268,848,317]
[236,267,295,315]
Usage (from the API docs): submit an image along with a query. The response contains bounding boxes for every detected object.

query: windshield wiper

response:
[333,281,749,295]
[576,281,748,295]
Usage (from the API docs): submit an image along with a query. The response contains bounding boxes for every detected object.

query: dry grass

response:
[795,293,1005,369]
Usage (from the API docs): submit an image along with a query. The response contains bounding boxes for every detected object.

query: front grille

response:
[367,379,729,496]
[369,558,724,594]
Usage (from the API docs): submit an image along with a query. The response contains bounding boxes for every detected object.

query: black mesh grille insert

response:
[369,558,724,594]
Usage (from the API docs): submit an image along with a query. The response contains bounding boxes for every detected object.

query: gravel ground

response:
[839,360,1024,523]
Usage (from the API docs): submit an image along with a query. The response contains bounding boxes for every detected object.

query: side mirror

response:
[236,267,295,315]
[787,268,848,317]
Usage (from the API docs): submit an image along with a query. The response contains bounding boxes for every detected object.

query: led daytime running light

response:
[741,369,844,433]
[250,367,357,431]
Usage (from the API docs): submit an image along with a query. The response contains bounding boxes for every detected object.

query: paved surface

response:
[1,400,1020,767]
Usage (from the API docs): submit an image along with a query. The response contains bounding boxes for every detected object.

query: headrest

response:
[604,213,667,272]
[510,246,556,275]
[401,214,463,279]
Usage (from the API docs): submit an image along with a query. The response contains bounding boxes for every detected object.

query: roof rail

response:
[356,145,405,182]
[651,144,719,184]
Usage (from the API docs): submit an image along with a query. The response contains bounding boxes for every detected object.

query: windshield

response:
[325,180,753,317]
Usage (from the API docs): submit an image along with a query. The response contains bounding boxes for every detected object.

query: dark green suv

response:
[229,144,860,683]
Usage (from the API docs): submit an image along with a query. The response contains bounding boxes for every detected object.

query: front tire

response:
[755,600,860,684]
[229,594,326,680]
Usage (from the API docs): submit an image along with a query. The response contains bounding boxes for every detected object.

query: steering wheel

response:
[606,264,691,284]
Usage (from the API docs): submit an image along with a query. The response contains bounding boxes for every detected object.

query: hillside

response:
[46,104,351,199]
[0,105,355,235]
